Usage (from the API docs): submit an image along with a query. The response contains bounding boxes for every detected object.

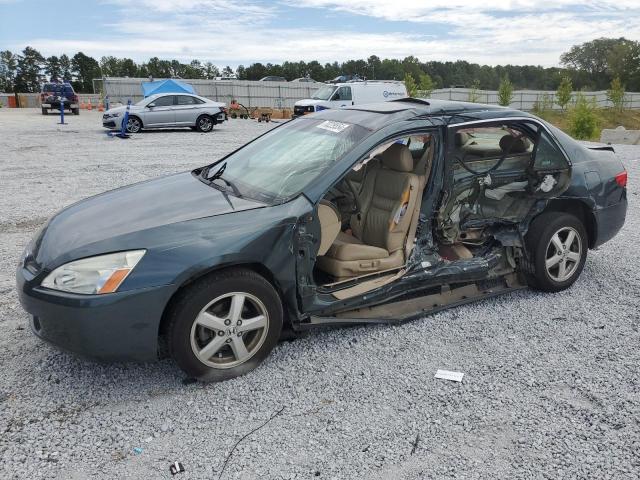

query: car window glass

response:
[534,130,568,169]
[153,96,174,107]
[333,86,352,101]
[177,96,197,105]
[451,125,534,182]
[313,85,337,100]
[208,118,369,203]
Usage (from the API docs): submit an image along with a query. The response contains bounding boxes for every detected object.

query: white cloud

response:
[8,0,640,67]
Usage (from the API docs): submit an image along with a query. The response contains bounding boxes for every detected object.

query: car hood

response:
[34,172,265,267]
[295,99,328,107]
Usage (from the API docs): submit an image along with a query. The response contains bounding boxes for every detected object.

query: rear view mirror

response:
[147,103,156,108]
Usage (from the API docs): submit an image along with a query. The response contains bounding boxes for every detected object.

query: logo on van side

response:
[383,90,404,98]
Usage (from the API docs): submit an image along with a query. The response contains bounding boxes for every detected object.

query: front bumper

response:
[17,265,173,362]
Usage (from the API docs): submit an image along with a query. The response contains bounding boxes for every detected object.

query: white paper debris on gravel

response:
[434,369,464,382]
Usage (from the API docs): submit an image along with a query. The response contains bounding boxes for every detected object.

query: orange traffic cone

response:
[98,102,104,112]
[87,99,92,111]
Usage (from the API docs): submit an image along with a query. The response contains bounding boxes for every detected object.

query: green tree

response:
[556,75,573,110]
[607,76,626,111]
[71,52,101,92]
[418,73,434,96]
[45,56,61,81]
[467,79,481,103]
[15,46,44,92]
[145,57,172,78]
[0,50,18,92]
[560,37,640,90]
[404,73,418,97]
[205,62,220,79]
[568,94,599,140]
[497,75,513,106]
[59,54,72,81]
[71,52,102,93]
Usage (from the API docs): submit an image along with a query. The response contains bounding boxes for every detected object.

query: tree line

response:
[1,37,639,94]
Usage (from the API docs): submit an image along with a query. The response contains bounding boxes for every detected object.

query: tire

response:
[196,115,214,132]
[41,107,48,115]
[72,108,79,115]
[125,116,142,133]
[167,269,283,382]
[525,212,588,292]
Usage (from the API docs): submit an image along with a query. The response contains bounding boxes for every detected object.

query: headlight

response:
[41,250,145,295]
[111,112,120,118]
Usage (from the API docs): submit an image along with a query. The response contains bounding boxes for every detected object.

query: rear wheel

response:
[525,212,588,292]
[125,116,142,133]
[41,107,48,115]
[72,108,79,115]
[167,269,283,382]
[196,115,214,132]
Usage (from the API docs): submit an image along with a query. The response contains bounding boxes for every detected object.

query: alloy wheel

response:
[544,226,582,282]
[126,118,141,133]
[198,117,213,132]
[189,292,269,369]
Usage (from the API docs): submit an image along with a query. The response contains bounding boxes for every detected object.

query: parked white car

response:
[293,81,407,117]
[102,93,227,133]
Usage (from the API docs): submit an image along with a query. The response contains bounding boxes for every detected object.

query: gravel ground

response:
[0,108,639,480]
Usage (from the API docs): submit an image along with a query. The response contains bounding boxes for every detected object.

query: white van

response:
[293,81,408,117]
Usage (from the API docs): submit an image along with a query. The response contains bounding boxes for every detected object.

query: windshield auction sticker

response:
[316,120,351,133]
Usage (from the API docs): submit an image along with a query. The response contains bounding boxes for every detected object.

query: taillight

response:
[615,171,627,188]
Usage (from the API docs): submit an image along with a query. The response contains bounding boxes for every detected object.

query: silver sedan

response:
[102,93,227,133]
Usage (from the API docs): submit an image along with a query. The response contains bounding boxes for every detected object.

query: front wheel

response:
[196,115,214,132]
[525,212,588,292]
[125,116,142,133]
[167,269,283,382]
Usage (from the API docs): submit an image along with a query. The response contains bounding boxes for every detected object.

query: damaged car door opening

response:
[17,98,628,381]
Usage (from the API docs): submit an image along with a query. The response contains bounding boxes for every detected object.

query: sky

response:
[1,0,639,68]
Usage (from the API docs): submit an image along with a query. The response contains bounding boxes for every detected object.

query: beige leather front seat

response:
[317,144,420,279]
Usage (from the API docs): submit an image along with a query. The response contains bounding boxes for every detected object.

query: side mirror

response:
[147,103,156,108]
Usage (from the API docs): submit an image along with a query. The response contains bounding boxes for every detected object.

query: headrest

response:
[455,132,470,147]
[499,135,527,154]
[380,143,414,172]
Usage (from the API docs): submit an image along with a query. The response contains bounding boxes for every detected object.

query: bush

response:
[607,76,626,112]
[418,73,434,96]
[404,73,418,97]
[568,94,599,140]
[556,75,573,111]
[533,93,553,116]
[498,75,513,106]
[467,80,481,103]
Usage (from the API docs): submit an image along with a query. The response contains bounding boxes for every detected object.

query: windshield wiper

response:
[202,162,243,198]
[206,161,226,181]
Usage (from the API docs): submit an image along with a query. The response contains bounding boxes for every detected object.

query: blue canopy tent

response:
[141,79,196,98]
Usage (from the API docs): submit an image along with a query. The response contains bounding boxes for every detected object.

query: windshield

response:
[312,85,337,100]
[199,118,369,203]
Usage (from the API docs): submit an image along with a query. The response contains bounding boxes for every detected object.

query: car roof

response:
[310,98,534,130]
